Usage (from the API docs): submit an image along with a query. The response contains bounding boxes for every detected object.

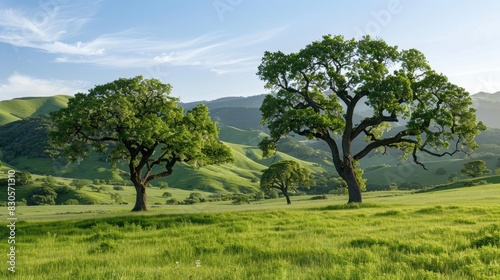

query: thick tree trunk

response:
[340,160,362,203]
[284,192,291,205]
[131,182,147,211]
[345,173,362,203]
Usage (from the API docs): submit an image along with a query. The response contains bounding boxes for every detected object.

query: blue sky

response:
[1,0,499,102]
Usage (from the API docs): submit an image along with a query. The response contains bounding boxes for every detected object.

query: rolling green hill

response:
[0,95,70,125]
[1,94,500,197]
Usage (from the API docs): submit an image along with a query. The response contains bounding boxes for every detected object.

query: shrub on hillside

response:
[63,199,79,205]
[157,182,169,189]
[113,185,125,191]
[54,185,71,194]
[254,191,265,200]
[162,192,173,197]
[166,198,178,205]
[41,176,58,188]
[389,183,398,191]
[465,180,488,187]
[311,194,328,200]
[27,187,58,205]
[75,194,97,205]
[110,193,123,204]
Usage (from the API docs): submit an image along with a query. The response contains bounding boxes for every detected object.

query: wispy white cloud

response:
[0,2,288,74]
[51,26,287,72]
[0,3,99,54]
[0,73,87,101]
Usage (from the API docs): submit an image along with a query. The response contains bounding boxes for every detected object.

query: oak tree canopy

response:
[50,76,233,211]
[257,35,486,203]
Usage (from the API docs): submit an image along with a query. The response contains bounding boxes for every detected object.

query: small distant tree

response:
[71,179,90,190]
[157,182,169,189]
[461,160,491,178]
[389,183,398,191]
[110,193,123,204]
[496,168,500,175]
[260,160,315,204]
[63,199,79,205]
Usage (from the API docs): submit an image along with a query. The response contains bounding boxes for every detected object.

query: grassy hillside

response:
[363,156,499,189]
[1,94,500,195]
[0,95,70,125]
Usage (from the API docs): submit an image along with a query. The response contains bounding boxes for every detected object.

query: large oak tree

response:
[49,76,233,211]
[257,35,486,203]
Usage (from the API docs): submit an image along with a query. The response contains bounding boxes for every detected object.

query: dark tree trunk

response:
[131,182,147,211]
[340,159,362,203]
[284,192,291,205]
[345,173,362,203]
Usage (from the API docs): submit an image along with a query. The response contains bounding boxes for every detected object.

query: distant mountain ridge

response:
[472,91,500,101]
[0,93,499,193]
[0,91,498,128]
[471,92,500,129]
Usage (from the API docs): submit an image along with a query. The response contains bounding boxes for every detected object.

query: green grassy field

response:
[1,184,499,279]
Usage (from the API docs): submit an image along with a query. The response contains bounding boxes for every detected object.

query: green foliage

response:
[113,185,125,191]
[53,185,71,195]
[231,194,251,205]
[162,192,173,197]
[166,198,178,205]
[471,224,500,248]
[257,34,485,203]
[27,186,57,205]
[310,194,328,200]
[0,116,53,162]
[110,193,123,204]
[276,137,329,160]
[261,160,315,204]
[71,179,91,190]
[63,199,79,205]
[311,172,342,194]
[49,76,233,211]
[74,194,97,205]
[41,175,58,187]
[15,171,34,185]
[157,182,169,189]
[461,160,491,178]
